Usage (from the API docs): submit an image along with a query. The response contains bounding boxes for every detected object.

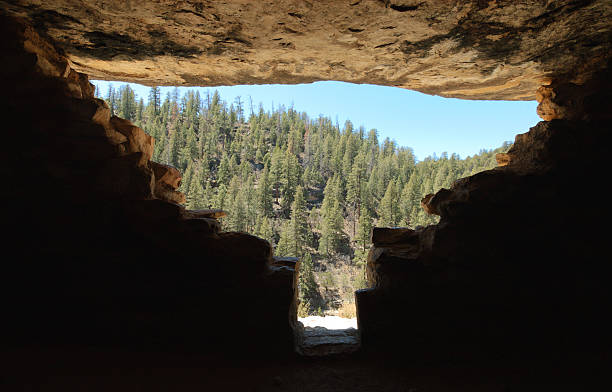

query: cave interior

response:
[1,0,611,390]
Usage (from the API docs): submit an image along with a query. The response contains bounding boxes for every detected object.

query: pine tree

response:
[148,86,161,115]
[298,252,319,315]
[256,215,275,246]
[346,153,365,236]
[288,186,309,256]
[106,84,117,115]
[180,161,194,194]
[356,205,373,253]
[186,174,204,209]
[280,148,301,217]
[256,163,273,217]
[319,199,344,255]
[217,153,231,185]
[226,177,246,231]
[379,179,400,226]
[98,82,511,299]
[275,220,293,256]
[118,85,136,121]
[400,172,421,227]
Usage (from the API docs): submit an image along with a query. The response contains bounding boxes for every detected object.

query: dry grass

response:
[337,301,357,319]
[314,257,367,313]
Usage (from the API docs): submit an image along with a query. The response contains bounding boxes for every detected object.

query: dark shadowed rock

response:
[1,18,298,358]
[272,256,299,268]
[181,209,227,219]
[371,227,416,247]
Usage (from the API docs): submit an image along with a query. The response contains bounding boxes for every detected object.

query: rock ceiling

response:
[2,0,610,100]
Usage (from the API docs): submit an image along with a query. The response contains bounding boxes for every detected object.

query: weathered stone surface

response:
[2,0,611,100]
[536,76,612,121]
[298,327,360,357]
[421,188,454,216]
[154,184,186,205]
[371,227,416,247]
[150,161,181,190]
[495,152,510,166]
[181,209,227,220]
[420,193,437,215]
[110,116,154,161]
[150,161,185,204]
[271,256,299,268]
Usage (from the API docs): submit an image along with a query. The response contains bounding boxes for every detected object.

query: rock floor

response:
[297,316,360,356]
[299,327,360,356]
[1,345,609,391]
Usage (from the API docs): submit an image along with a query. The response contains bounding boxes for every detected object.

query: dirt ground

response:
[1,345,609,392]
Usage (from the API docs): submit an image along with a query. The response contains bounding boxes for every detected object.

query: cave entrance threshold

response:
[273,256,361,356]
[297,315,360,356]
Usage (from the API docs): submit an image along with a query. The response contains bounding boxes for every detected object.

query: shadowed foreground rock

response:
[357,76,612,358]
[0,15,299,357]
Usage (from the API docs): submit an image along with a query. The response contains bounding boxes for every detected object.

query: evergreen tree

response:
[98,82,512,311]
[298,252,319,315]
[275,220,293,256]
[148,86,161,115]
[379,179,400,226]
[319,199,344,256]
[118,85,136,121]
[289,186,309,256]
[256,163,274,217]
[356,205,373,254]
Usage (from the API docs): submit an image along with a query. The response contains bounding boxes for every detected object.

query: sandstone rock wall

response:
[1,0,611,100]
[1,15,298,356]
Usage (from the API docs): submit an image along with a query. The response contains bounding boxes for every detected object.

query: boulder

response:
[149,161,186,204]
[110,116,154,161]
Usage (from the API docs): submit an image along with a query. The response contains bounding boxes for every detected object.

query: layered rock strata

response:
[1,15,298,356]
[1,0,611,100]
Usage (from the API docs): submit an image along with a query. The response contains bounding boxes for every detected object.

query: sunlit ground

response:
[297,316,360,356]
[298,315,357,330]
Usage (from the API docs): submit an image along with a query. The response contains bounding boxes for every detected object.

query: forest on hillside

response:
[99,84,511,317]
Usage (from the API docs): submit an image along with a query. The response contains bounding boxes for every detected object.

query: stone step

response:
[182,209,227,219]
[271,256,298,268]
[298,327,360,356]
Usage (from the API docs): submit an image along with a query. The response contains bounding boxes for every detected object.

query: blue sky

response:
[93,80,540,161]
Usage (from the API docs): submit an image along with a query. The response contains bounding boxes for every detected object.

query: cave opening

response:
[2,4,612,387]
[90,79,541,357]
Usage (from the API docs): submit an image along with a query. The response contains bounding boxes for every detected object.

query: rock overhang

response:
[1,0,610,100]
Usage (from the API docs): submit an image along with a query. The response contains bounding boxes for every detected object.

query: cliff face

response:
[1,0,610,100]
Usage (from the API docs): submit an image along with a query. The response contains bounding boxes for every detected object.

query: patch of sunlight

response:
[298,315,357,330]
